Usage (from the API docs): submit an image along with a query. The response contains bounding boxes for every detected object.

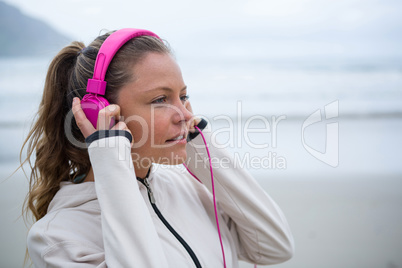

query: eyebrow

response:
[145,86,187,94]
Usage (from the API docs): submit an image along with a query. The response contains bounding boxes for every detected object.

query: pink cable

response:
[184,165,202,183]
[183,125,227,268]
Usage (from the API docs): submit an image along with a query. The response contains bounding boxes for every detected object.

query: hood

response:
[47,182,98,213]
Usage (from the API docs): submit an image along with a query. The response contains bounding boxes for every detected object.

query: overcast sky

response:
[4,0,402,60]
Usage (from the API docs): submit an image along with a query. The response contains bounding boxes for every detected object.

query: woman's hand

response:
[185,100,201,134]
[72,97,133,145]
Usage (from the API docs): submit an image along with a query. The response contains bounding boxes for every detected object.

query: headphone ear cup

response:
[81,94,111,129]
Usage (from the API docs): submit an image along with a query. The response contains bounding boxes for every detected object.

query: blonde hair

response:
[20,31,171,222]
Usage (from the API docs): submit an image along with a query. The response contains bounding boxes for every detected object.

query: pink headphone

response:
[81,28,160,128]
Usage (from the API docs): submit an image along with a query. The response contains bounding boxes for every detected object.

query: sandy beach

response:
[2,165,401,268]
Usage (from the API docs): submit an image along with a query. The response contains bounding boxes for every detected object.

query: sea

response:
[0,56,401,267]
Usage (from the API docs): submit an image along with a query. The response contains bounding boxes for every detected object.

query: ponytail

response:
[21,41,92,221]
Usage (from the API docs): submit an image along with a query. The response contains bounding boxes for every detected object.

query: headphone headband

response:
[86,28,161,95]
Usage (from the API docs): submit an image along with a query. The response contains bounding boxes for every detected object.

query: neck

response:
[84,168,95,182]
[134,164,151,180]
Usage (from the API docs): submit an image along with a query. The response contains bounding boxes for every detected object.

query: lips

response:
[166,131,187,142]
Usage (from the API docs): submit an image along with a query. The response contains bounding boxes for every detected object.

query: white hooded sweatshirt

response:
[27,126,294,267]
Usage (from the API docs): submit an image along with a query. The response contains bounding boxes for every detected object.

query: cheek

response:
[152,112,171,142]
[123,110,150,145]
[124,109,171,145]
[126,120,146,144]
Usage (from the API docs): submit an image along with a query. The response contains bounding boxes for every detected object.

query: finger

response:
[188,115,201,133]
[97,104,121,130]
[72,97,96,138]
[111,121,134,146]
[193,116,201,126]
[112,122,132,134]
[111,121,127,131]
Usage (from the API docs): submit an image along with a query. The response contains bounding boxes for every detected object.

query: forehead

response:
[132,52,184,92]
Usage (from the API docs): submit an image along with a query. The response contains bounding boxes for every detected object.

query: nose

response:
[171,99,193,124]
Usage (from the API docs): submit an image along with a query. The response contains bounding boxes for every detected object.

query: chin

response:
[159,149,187,166]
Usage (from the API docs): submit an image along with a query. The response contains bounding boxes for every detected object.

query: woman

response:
[22,28,294,267]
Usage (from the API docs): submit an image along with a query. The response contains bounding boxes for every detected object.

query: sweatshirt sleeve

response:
[185,125,295,265]
[87,133,168,267]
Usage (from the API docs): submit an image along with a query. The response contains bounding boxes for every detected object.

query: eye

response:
[152,96,167,104]
[180,95,190,102]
